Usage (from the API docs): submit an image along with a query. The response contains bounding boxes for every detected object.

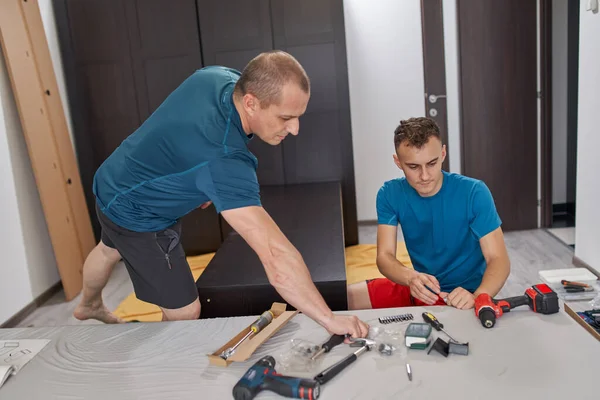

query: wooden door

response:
[421,0,450,172]
[270,0,358,245]
[457,0,538,231]
[197,0,285,187]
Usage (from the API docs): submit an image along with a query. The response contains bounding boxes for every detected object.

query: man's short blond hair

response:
[234,51,310,108]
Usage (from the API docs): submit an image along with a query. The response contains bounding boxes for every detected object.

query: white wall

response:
[574,4,600,274]
[552,0,568,205]
[0,0,70,324]
[344,0,461,221]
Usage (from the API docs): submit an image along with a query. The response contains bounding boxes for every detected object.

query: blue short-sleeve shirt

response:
[93,66,261,232]
[376,171,502,293]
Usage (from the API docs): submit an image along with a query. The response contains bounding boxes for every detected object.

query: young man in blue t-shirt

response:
[74,51,368,338]
[348,117,510,310]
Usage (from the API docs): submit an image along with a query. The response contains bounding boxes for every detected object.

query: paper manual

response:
[0,340,50,389]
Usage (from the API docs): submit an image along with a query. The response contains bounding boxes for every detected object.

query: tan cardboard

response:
[208,302,299,367]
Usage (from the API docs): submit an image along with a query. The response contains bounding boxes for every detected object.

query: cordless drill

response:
[233,356,320,400]
[474,283,560,328]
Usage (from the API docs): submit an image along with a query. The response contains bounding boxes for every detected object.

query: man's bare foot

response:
[74,302,125,324]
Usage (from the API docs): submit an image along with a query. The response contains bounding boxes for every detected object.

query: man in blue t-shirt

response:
[347,117,510,310]
[74,51,368,338]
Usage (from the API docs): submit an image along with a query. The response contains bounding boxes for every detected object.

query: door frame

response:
[540,0,553,228]
[420,0,450,172]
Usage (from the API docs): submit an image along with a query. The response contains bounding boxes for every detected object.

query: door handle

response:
[427,94,446,103]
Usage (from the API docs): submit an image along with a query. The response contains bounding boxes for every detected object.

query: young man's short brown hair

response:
[393,117,441,150]
[234,50,310,108]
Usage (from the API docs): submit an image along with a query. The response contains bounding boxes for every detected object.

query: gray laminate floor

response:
[14,226,576,328]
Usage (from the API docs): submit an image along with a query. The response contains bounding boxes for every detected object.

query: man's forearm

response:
[377,253,417,286]
[261,246,334,328]
[474,257,510,298]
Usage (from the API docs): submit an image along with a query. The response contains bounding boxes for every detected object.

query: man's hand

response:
[408,272,441,305]
[324,314,369,339]
[200,201,213,209]
[439,287,475,309]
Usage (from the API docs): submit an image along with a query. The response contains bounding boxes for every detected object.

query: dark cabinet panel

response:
[123,0,221,254]
[57,0,358,253]
[181,206,223,255]
[125,0,203,120]
[271,0,358,245]
[197,0,285,188]
[66,0,140,173]
[197,0,272,68]
[61,0,222,254]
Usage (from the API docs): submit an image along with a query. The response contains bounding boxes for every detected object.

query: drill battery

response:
[525,283,559,314]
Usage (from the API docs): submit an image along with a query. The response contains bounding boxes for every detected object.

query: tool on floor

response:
[406,363,412,381]
[220,310,274,360]
[422,312,460,344]
[474,283,560,328]
[313,339,375,385]
[233,355,320,400]
[310,334,346,361]
[378,313,414,324]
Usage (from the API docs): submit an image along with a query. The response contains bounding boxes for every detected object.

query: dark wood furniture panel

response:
[55,0,358,254]
[197,0,285,190]
[58,0,223,253]
[271,0,358,246]
[124,0,221,254]
[125,0,203,120]
[196,182,348,318]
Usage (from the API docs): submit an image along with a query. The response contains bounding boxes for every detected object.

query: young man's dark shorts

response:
[95,203,198,310]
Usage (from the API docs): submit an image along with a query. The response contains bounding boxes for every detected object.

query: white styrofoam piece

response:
[538,268,598,283]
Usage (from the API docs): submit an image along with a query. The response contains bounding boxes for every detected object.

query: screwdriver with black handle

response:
[422,312,460,344]
[310,334,346,360]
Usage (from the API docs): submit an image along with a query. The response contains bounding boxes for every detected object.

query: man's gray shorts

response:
[95,203,199,310]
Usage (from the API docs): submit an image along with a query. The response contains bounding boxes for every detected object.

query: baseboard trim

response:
[572,256,600,279]
[0,281,63,328]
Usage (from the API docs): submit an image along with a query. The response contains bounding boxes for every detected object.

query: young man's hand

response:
[408,272,441,305]
[439,287,475,309]
[324,314,370,339]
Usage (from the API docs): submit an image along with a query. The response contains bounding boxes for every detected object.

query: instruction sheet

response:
[0,340,50,389]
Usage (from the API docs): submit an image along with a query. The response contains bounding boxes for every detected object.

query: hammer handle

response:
[314,350,361,385]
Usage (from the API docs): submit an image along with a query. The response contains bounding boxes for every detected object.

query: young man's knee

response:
[161,298,201,321]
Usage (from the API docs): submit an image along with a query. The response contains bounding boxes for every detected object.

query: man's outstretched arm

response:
[221,206,369,338]
[474,227,511,298]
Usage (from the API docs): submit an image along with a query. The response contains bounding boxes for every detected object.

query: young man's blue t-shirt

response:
[376,171,502,293]
[93,66,261,232]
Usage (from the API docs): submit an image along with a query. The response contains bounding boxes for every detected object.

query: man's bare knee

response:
[97,241,121,263]
[347,281,373,310]
[161,298,201,321]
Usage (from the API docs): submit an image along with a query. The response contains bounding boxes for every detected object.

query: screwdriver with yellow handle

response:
[422,312,460,344]
[220,310,274,360]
